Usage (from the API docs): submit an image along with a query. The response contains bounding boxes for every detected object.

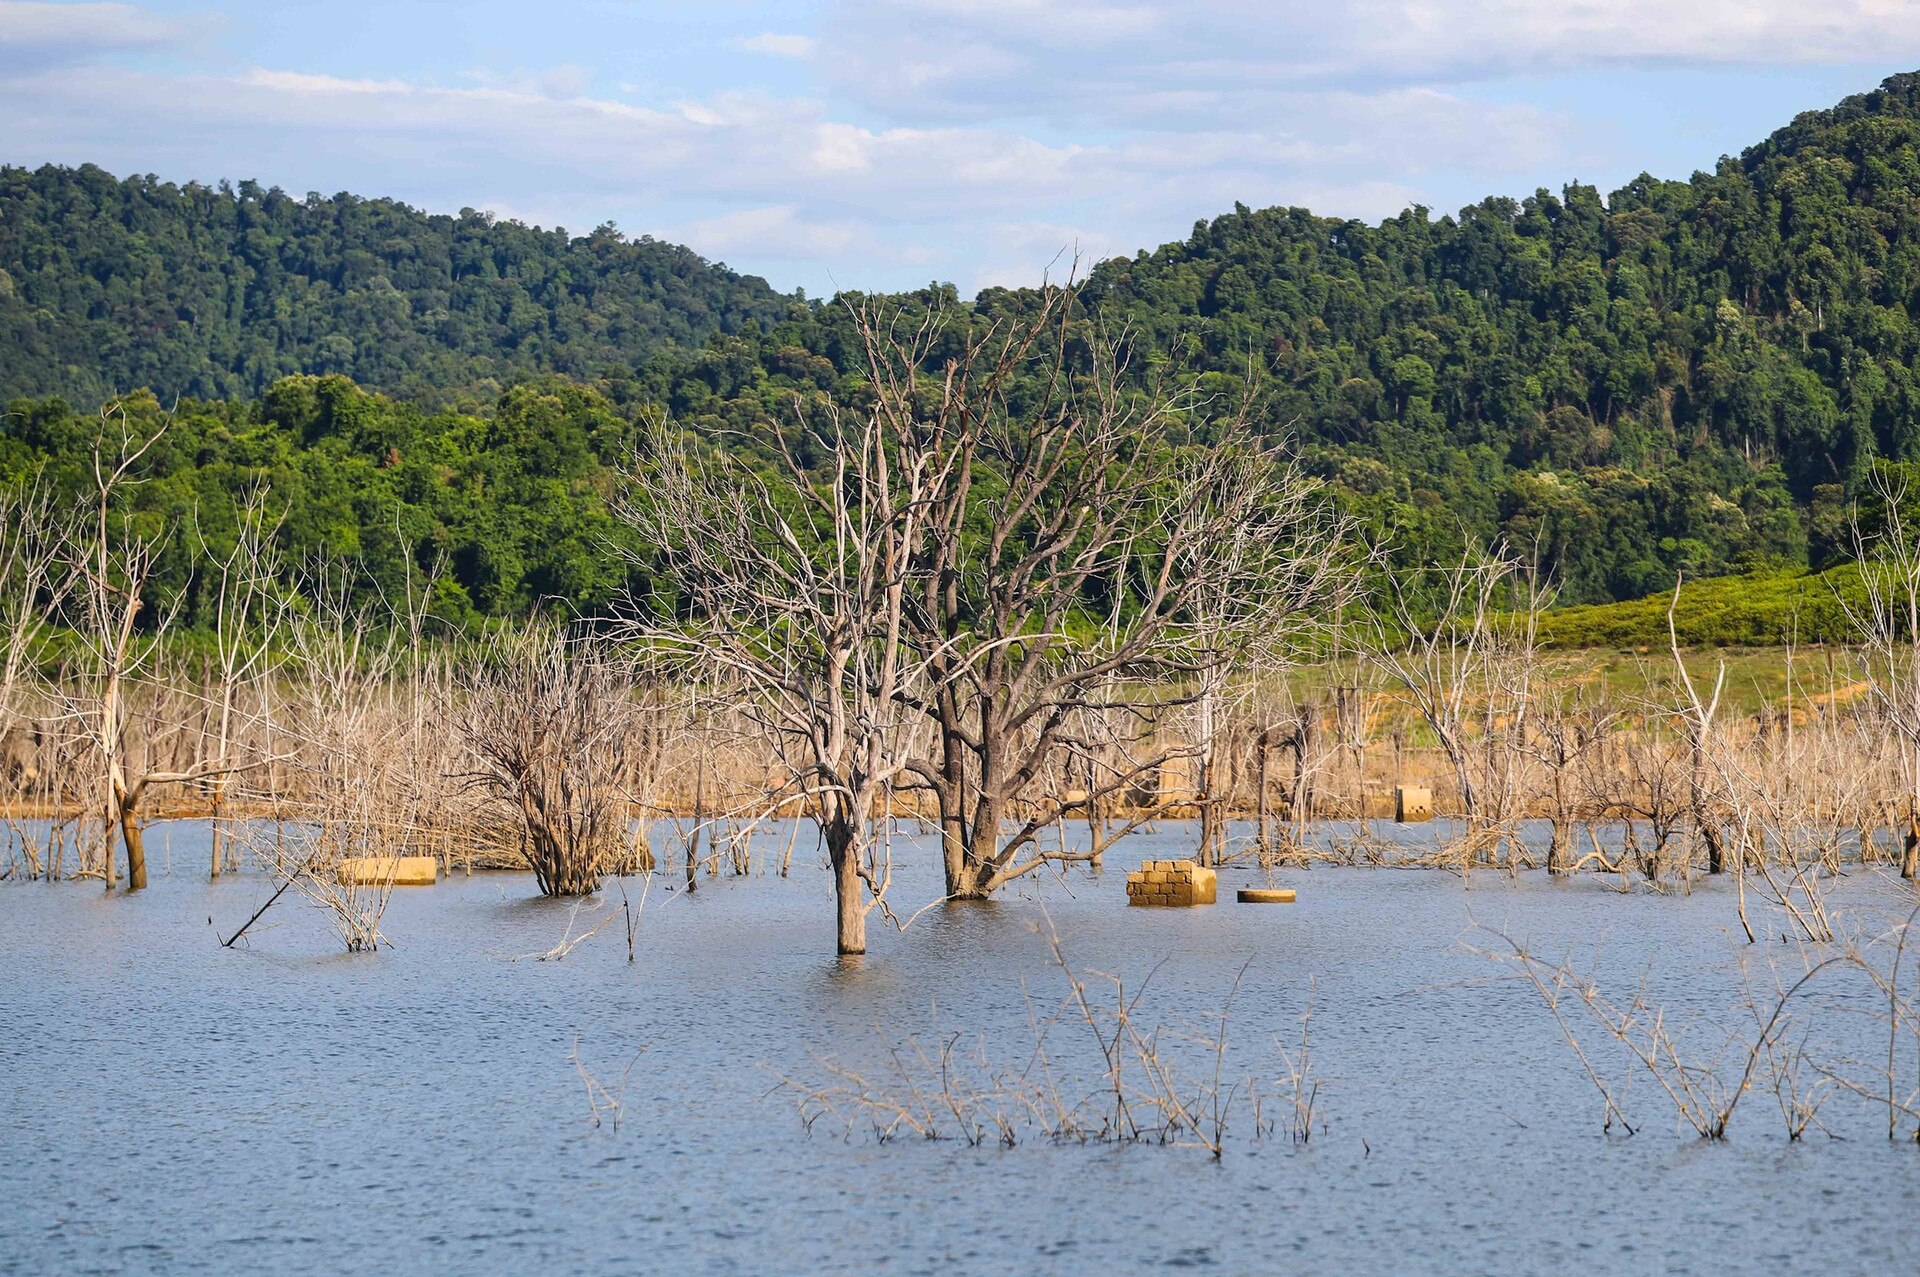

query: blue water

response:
[2,820,1917,1275]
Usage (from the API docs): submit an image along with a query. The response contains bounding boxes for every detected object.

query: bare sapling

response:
[1371,540,1547,871]
[1844,470,1920,879]
[513,895,626,961]
[249,575,414,951]
[244,820,395,952]
[1274,980,1320,1143]
[1476,919,1920,1140]
[778,921,1291,1155]
[570,1033,643,1130]
[191,486,291,878]
[1855,907,1920,1142]
[1476,927,1748,1137]
[0,473,75,876]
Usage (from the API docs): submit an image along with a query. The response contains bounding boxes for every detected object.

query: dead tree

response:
[192,486,290,878]
[618,397,944,955]
[845,287,1352,897]
[1524,682,1617,876]
[1846,472,1920,879]
[1372,540,1549,869]
[0,475,72,817]
[61,404,258,889]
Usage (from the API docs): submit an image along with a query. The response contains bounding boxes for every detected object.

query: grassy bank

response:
[1536,564,1862,650]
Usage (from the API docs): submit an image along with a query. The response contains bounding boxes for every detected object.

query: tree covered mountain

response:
[0,163,797,407]
[1069,71,1920,602]
[11,71,1920,623]
[636,71,1920,606]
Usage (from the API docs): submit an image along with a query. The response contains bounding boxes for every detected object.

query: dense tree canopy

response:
[0,376,651,633]
[13,72,1920,623]
[0,164,795,407]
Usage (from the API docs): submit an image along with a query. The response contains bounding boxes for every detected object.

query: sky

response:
[5,2,1920,296]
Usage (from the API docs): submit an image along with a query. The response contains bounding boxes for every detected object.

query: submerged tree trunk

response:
[686,749,706,892]
[1289,703,1319,837]
[116,779,147,891]
[123,817,147,890]
[1546,766,1567,876]
[946,836,992,900]
[1197,776,1222,867]
[1255,728,1273,856]
[1904,802,1920,880]
[209,685,239,880]
[1690,738,1724,875]
[1704,823,1726,876]
[1196,686,1221,868]
[829,822,867,955]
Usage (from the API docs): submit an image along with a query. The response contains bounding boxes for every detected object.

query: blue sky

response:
[4,1,1920,295]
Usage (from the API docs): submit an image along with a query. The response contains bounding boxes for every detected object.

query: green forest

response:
[13,72,1920,633]
[0,164,795,407]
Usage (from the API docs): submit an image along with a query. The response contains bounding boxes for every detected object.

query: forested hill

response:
[1061,71,1920,602]
[0,164,797,407]
[13,72,1920,625]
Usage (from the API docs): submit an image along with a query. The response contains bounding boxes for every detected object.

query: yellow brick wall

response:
[1125,859,1216,907]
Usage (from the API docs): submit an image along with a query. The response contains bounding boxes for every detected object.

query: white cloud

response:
[673,205,860,260]
[2,0,1909,294]
[0,64,1104,217]
[737,32,817,59]
[0,0,194,67]
[0,43,1577,291]
[820,0,1920,124]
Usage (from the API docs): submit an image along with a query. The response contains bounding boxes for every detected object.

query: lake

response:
[2,819,1917,1275]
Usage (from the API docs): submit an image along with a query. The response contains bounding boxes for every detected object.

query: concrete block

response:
[1395,785,1433,823]
[338,855,438,886]
[1237,887,1296,904]
[1191,866,1218,905]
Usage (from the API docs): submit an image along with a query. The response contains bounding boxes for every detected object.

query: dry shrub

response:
[458,625,639,897]
[243,821,398,952]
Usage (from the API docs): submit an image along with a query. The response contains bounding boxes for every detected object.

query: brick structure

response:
[1125,858,1217,907]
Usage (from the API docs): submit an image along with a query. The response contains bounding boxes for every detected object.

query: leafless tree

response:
[60,403,261,889]
[842,287,1353,896]
[0,473,72,736]
[192,486,290,877]
[618,393,946,954]
[1594,718,1692,881]
[1371,539,1547,868]
[0,473,74,871]
[1845,470,1920,878]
